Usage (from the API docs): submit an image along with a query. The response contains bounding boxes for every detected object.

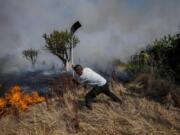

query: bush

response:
[126,33,180,84]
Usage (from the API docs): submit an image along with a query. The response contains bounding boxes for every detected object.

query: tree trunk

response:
[65,60,68,72]
[65,60,69,72]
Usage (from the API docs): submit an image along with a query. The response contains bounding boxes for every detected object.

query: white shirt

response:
[77,67,107,86]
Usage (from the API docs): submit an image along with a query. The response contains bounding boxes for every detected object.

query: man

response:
[71,64,122,110]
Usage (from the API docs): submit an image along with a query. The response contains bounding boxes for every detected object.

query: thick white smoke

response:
[0,0,180,73]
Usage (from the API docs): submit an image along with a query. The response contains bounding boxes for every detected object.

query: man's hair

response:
[73,64,83,71]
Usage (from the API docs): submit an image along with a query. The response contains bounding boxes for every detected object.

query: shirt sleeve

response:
[78,77,88,84]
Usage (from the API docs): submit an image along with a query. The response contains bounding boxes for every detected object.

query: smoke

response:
[0,0,180,73]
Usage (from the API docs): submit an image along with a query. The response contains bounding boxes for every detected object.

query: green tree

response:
[43,30,79,71]
[22,48,38,68]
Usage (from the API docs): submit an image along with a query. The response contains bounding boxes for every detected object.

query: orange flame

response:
[0,99,7,108]
[0,85,45,111]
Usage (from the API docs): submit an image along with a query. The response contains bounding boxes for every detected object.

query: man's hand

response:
[72,78,80,85]
[68,63,75,69]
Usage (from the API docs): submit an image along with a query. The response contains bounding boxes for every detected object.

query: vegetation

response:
[0,82,179,135]
[1,23,179,135]
[127,33,180,84]
[22,48,39,67]
[1,30,180,134]
[43,30,79,71]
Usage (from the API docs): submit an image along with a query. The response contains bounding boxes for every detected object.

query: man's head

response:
[73,64,83,76]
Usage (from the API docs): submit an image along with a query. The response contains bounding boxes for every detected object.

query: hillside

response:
[0,81,179,135]
[1,32,180,134]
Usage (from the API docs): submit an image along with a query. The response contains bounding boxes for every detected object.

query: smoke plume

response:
[0,0,180,73]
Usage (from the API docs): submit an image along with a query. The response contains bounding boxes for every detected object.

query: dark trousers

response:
[85,83,122,108]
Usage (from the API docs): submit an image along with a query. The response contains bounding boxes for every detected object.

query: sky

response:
[0,0,180,73]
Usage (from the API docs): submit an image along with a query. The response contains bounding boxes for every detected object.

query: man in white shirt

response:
[72,64,122,110]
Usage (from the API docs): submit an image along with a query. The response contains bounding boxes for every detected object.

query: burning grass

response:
[0,85,45,111]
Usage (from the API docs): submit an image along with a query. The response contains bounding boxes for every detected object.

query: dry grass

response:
[0,82,180,135]
[127,71,180,108]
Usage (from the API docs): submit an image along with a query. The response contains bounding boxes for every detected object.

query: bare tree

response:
[22,48,38,68]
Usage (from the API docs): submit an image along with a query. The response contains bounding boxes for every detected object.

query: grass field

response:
[0,80,179,135]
